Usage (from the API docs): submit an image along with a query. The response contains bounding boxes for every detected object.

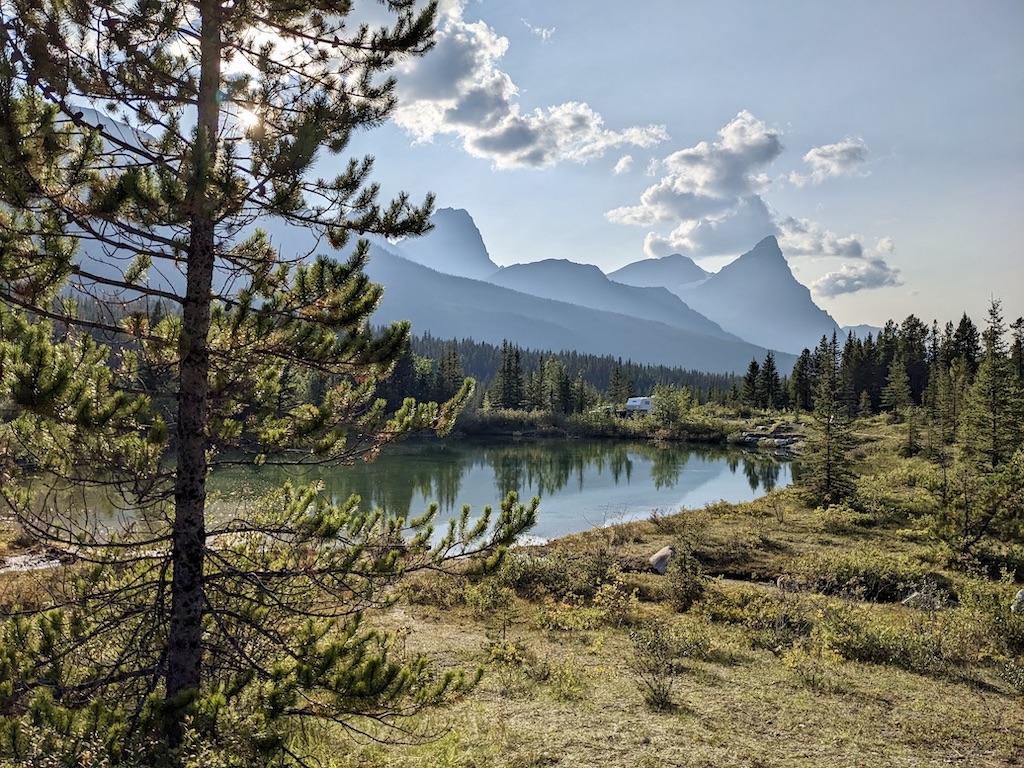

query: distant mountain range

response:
[63,114,845,377]
[611,236,841,354]
[363,242,786,374]
[71,193,844,375]
[382,208,848,372]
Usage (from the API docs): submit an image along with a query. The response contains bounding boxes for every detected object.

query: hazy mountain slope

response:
[386,207,498,280]
[486,259,740,342]
[609,237,841,353]
[674,236,840,353]
[608,253,710,291]
[365,243,792,374]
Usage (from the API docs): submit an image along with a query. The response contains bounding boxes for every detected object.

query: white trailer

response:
[624,396,654,414]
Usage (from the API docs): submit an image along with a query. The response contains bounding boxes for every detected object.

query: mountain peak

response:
[388,207,498,280]
[679,237,841,352]
[742,235,783,259]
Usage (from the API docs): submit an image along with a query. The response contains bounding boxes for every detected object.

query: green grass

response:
[2,415,1022,767]
[322,416,1024,767]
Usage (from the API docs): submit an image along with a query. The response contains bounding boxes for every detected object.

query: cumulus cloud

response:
[523,19,555,43]
[811,258,902,297]
[604,113,898,295]
[613,155,633,175]
[789,138,869,186]
[605,111,783,255]
[777,216,864,258]
[392,8,668,168]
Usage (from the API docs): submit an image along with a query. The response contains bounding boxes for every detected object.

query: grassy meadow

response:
[0,416,1021,767]
[328,416,1024,768]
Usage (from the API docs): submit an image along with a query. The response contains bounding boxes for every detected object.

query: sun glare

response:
[235,107,262,131]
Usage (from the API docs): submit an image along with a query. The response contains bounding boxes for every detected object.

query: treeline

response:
[784,308,1024,417]
[796,299,1024,563]
[377,331,742,413]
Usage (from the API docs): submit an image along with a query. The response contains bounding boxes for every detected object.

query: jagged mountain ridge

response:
[364,242,794,374]
[677,237,840,353]
[388,207,498,280]
[613,236,841,353]
[486,259,739,342]
[389,211,840,357]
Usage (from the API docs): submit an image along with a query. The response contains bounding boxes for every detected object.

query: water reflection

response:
[212,439,790,541]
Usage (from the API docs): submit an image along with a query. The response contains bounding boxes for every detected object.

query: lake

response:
[211,438,792,542]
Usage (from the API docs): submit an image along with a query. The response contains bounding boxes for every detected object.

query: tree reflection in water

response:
[211,439,791,540]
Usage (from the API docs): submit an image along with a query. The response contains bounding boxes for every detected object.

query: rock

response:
[649,545,676,575]
[776,574,800,592]
[901,591,931,609]
[1011,589,1024,614]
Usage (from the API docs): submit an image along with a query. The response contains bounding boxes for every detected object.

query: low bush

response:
[740,593,816,652]
[628,620,680,710]
[779,549,947,602]
[534,597,603,634]
[854,460,942,524]
[814,604,946,675]
[815,503,875,533]
[498,545,615,600]
[592,566,641,627]
[664,547,707,612]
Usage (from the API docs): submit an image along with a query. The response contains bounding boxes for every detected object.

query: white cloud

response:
[605,111,783,255]
[812,258,902,297]
[392,9,668,169]
[613,155,633,175]
[777,216,864,258]
[605,114,898,295]
[523,19,555,43]
[789,138,869,186]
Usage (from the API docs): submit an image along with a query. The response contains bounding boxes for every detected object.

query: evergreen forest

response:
[0,1,1022,767]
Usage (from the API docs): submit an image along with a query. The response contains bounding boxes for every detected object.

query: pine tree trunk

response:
[166,0,221,740]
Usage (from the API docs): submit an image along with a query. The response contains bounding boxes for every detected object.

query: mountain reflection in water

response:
[211,439,791,542]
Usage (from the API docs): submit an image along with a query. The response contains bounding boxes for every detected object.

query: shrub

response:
[815,503,874,534]
[741,594,816,652]
[781,640,847,692]
[628,620,679,710]
[464,581,515,620]
[498,545,615,600]
[547,656,589,701]
[592,567,641,627]
[779,549,944,602]
[814,604,945,675]
[534,597,603,634]
[854,460,942,524]
[949,575,1024,659]
[664,547,707,612]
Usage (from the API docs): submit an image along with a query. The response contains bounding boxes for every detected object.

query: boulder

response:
[1011,589,1024,614]
[649,545,676,575]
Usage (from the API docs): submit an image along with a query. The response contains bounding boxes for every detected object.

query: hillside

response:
[365,242,792,374]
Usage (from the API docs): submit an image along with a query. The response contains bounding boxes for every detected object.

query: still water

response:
[211,439,791,542]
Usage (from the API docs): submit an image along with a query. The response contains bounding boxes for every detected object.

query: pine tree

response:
[959,300,1024,471]
[881,353,911,421]
[741,358,761,408]
[0,2,535,760]
[1010,316,1024,383]
[789,348,815,412]
[934,300,1024,557]
[609,359,633,405]
[489,340,525,410]
[799,332,856,506]
[758,351,781,410]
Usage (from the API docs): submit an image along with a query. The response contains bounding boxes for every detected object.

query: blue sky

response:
[347,0,1024,329]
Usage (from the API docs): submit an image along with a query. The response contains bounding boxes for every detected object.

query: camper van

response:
[624,396,654,415]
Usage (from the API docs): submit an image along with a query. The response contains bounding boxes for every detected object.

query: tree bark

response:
[166,0,221,740]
